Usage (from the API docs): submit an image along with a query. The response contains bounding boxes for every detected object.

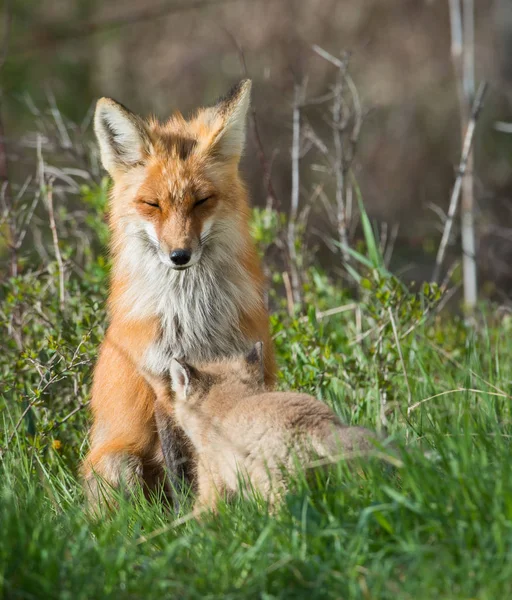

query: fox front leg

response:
[141,367,195,511]
[83,451,144,516]
[154,401,194,513]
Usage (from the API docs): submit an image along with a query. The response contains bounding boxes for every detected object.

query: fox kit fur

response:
[157,344,377,513]
[83,81,276,506]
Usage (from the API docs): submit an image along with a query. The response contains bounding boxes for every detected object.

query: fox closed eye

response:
[194,196,212,208]
[143,200,160,208]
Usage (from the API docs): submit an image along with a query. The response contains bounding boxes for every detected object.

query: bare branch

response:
[14,188,40,250]
[311,45,362,266]
[46,87,72,150]
[332,64,350,264]
[460,0,477,312]
[298,183,324,233]
[312,44,345,69]
[408,387,510,416]
[282,271,295,317]
[287,82,306,309]
[384,223,399,268]
[344,72,363,147]
[462,0,475,102]
[444,0,479,310]
[46,179,66,311]
[494,121,512,133]
[432,81,487,283]
[299,302,357,323]
[47,401,91,432]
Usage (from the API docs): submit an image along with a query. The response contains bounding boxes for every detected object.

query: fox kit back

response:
[83,82,276,508]
[162,343,377,513]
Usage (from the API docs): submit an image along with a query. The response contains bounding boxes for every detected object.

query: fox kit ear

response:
[210,79,252,161]
[170,359,193,399]
[245,341,264,383]
[94,98,152,176]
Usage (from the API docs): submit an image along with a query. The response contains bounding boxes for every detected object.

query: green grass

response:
[2,314,512,600]
[2,184,512,598]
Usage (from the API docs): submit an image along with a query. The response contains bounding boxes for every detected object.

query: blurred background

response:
[2,0,512,300]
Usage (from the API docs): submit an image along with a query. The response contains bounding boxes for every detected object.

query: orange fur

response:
[83,81,276,505]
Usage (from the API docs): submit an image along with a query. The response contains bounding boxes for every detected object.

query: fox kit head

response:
[94,81,252,270]
[169,342,265,407]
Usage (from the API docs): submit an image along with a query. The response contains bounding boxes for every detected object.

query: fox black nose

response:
[170,249,191,266]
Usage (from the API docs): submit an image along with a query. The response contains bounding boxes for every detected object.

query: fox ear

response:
[245,341,264,383]
[210,79,252,161]
[170,358,192,399]
[94,98,152,176]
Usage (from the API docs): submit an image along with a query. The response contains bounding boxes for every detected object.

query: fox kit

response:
[82,80,276,507]
[157,343,377,513]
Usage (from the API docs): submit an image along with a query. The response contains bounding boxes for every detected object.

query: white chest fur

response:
[116,223,261,375]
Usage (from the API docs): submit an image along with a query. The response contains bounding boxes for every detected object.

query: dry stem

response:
[432,81,487,283]
[287,82,306,309]
[46,179,65,310]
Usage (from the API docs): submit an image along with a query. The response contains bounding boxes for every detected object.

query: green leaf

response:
[352,176,384,269]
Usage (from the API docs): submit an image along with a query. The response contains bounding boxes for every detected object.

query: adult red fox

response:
[82,80,276,507]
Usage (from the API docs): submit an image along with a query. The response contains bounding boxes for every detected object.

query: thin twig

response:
[312,44,345,69]
[287,81,305,308]
[317,303,357,319]
[46,87,72,149]
[306,448,404,470]
[46,179,65,310]
[304,45,363,268]
[14,189,40,250]
[408,387,510,415]
[298,302,358,323]
[460,0,477,312]
[378,344,389,431]
[313,45,357,266]
[298,183,324,232]
[384,223,399,267]
[388,307,412,431]
[5,400,40,451]
[332,63,351,265]
[136,509,199,544]
[494,121,512,133]
[349,322,387,347]
[355,304,362,340]
[46,401,91,432]
[444,0,478,310]
[440,259,460,293]
[418,334,512,399]
[432,80,488,282]
[434,282,461,314]
[345,72,363,147]
[379,222,388,258]
[282,271,295,318]
[462,0,475,102]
